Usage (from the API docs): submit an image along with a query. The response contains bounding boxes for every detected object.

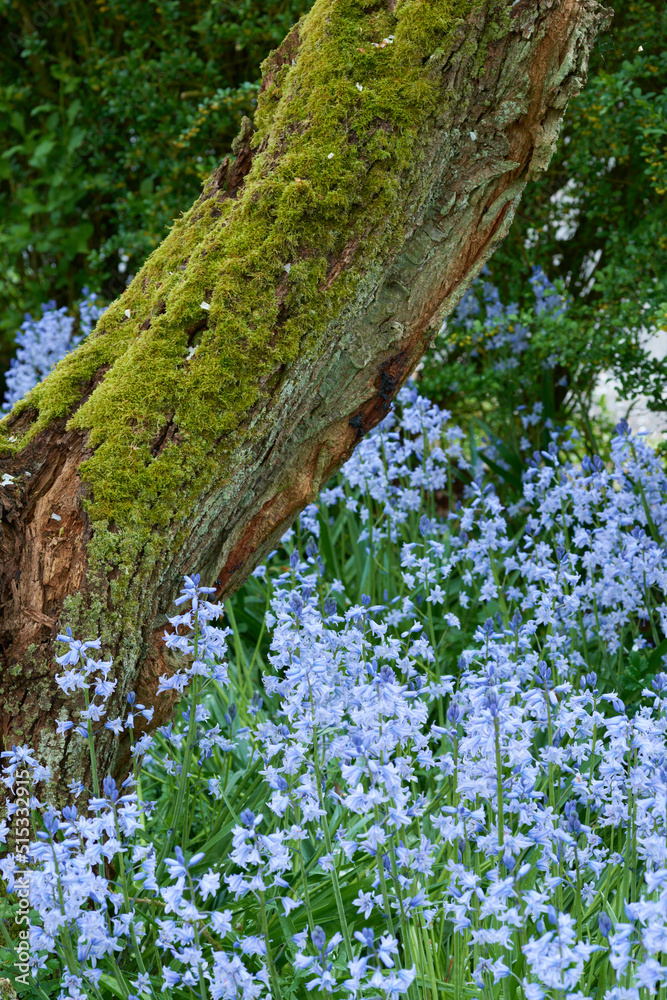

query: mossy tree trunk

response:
[0,0,608,792]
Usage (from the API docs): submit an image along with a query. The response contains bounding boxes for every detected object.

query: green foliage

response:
[408,0,667,479]
[484,0,667,412]
[418,0,667,469]
[0,0,312,377]
[418,267,617,507]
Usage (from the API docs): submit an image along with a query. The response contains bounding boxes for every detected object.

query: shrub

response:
[489,0,667,416]
[0,0,311,369]
[418,265,667,488]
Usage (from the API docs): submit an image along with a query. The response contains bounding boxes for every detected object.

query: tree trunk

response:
[0,0,609,792]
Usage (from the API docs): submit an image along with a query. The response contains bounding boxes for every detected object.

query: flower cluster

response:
[434,264,566,369]
[1,387,666,1000]
[2,289,105,411]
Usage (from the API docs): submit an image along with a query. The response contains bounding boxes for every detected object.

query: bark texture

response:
[0,0,609,792]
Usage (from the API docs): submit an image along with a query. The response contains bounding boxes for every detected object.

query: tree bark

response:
[0,0,609,792]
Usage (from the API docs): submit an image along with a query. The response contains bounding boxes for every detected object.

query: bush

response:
[0,0,311,378]
[1,0,665,419]
[488,0,667,415]
[418,267,611,492]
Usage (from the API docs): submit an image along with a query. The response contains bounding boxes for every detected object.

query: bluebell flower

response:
[2,290,105,411]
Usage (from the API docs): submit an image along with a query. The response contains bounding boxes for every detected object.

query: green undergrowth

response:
[0,0,497,569]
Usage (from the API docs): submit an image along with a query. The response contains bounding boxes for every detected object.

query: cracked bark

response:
[0,0,609,793]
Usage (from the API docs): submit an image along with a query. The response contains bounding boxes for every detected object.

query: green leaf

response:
[139,175,155,197]
[28,139,56,168]
[96,974,127,999]
[648,637,667,669]
[66,98,82,124]
[30,103,58,116]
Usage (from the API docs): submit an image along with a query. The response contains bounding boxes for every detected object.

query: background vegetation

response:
[420,0,667,454]
[0,0,665,436]
[0,0,311,376]
[486,0,667,406]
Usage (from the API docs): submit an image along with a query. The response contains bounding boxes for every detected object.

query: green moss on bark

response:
[1,0,490,554]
